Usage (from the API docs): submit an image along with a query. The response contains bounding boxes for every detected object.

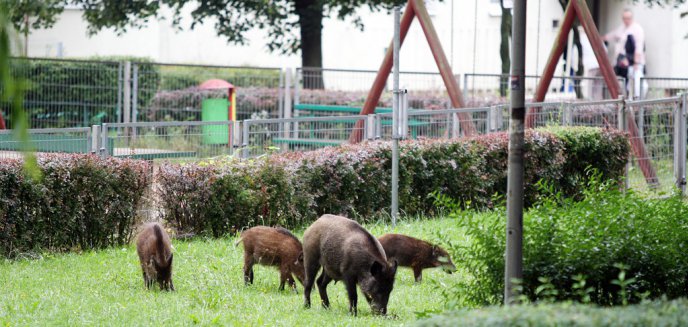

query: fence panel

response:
[243,115,367,157]
[640,77,688,100]
[463,73,624,101]
[100,121,236,161]
[567,99,622,128]
[626,97,680,193]
[1,57,122,129]
[295,67,455,109]
[134,62,283,123]
[0,127,91,159]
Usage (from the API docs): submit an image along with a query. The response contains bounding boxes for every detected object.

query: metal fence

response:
[463,73,626,101]
[640,77,688,100]
[134,62,283,123]
[295,67,454,108]
[375,107,492,140]
[242,115,368,157]
[626,97,683,194]
[99,121,238,161]
[0,127,91,159]
[1,57,123,129]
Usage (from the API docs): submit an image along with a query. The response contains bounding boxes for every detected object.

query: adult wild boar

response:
[136,222,175,291]
[378,233,456,283]
[235,226,305,292]
[302,214,397,316]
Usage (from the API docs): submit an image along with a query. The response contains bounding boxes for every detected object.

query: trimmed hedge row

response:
[0,154,151,257]
[157,127,629,236]
[415,299,688,327]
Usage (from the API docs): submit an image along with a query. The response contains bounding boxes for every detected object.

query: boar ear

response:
[431,245,439,255]
[168,253,173,265]
[371,261,384,277]
[297,252,304,263]
[390,259,398,274]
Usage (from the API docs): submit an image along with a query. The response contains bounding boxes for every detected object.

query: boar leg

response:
[413,266,423,283]
[278,267,291,291]
[303,260,321,308]
[243,255,254,285]
[344,277,358,316]
[316,272,332,308]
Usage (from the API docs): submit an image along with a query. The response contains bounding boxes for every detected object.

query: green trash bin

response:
[201,98,230,145]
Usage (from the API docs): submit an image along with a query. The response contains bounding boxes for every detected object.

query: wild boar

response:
[378,233,456,283]
[235,226,305,292]
[136,222,175,291]
[302,214,397,316]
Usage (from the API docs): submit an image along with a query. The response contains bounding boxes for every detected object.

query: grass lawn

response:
[0,218,465,326]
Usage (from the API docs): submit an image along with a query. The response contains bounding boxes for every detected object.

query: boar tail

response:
[234,236,244,247]
[153,224,166,262]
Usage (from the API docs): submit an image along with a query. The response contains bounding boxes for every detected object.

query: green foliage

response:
[415,299,688,327]
[157,127,629,236]
[437,175,688,307]
[4,57,159,128]
[0,154,151,257]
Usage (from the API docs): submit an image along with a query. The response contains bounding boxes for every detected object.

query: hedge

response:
[0,154,151,257]
[156,127,629,236]
[415,299,688,327]
[437,178,688,307]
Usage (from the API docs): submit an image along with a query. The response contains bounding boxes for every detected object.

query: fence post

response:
[100,123,109,158]
[375,115,382,139]
[294,68,301,106]
[123,62,131,124]
[617,97,629,190]
[90,125,100,154]
[674,94,687,194]
[451,111,460,138]
[366,114,376,141]
[463,74,469,97]
[131,64,139,141]
[242,120,250,159]
[278,68,285,119]
[232,120,242,155]
[563,102,572,126]
[116,62,123,124]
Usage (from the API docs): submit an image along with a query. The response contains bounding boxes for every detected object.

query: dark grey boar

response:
[136,222,175,291]
[378,233,456,283]
[302,214,397,316]
[235,226,305,292]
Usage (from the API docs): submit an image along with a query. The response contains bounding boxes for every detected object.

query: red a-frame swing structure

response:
[352,0,657,185]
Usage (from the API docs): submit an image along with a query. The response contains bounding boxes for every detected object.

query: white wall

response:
[24,1,687,78]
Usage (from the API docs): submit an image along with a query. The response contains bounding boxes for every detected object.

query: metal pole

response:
[675,94,687,194]
[505,0,526,305]
[391,6,401,227]
[91,125,100,154]
[123,62,131,124]
[618,97,630,190]
[283,69,293,152]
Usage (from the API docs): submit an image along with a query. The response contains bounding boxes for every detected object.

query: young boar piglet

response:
[378,233,456,283]
[235,226,305,292]
[136,222,175,291]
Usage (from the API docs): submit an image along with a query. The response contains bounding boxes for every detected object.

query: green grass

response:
[0,218,465,326]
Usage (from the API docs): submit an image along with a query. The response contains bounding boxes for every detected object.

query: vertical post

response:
[563,102,573,126]
[391,6,401,227]
[618,97,630,190]
[123,62,131,124]
[282,69,293,152]
[278,69,285,119]
[232,120,242,149]
[116,62,123,123]
[242,120,250,159]
[674,94,687,194]
[91,125,100,154]
[100,123,109,158]
[131,64,139,141]
[505,0,526,305]
[638,103,645,142]
[366,114,376,141]
[451,112,460,138]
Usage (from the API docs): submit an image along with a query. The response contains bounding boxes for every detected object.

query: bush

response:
[157,127,629,236]
[415,299,688,327]
[437,177,688,307]
[0,154,151,257]
[3,57,159,128]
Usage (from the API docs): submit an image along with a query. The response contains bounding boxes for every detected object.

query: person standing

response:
[579,26,604,100]
[604,8,646,99]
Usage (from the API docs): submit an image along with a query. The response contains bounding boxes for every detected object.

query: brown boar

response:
[302,214,398,316]
[136,222,175,291]
[235,226,305,292]
[378,233,456,283]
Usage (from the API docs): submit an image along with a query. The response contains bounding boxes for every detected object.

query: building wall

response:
[23,1,687,78]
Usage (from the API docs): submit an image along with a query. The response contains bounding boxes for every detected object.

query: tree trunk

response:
[499,0,512,97]
[572,24,584,99]
[295,0,324,89]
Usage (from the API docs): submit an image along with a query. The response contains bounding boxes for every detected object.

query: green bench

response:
[270,104,430,147]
